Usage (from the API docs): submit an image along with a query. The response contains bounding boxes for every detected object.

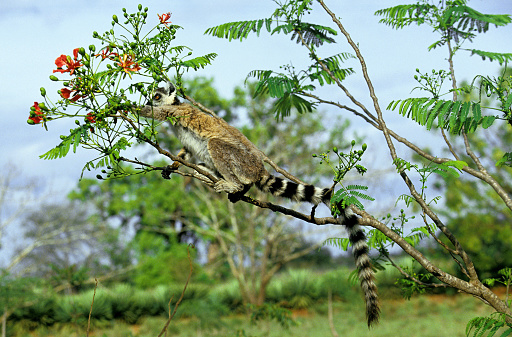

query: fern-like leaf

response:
[469,49,512,65]
[375,4,436,29]
[40,126,88,160]
[466,313,512,337]
[323,237,351,251]
[180,53,217,70]
[387,98,497,134]
[204,19,273,41]
[308,53,355,86]
[274,93,314,119]
[289,22,337,47]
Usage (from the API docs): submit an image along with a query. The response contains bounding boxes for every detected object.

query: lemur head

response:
[148,81,180,106]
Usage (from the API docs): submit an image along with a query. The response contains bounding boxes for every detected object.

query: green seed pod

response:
[49,75,59,81]
[40,87,46,96]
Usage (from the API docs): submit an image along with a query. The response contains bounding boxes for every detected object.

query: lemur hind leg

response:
[207,138,259,195]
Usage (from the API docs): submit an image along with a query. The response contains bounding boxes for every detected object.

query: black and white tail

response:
[256,174,380,327]
[341,208,380,327]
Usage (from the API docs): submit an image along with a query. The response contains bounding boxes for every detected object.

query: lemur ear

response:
[166,81,176,96]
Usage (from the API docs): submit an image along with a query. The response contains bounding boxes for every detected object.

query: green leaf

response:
[469,49,512,65]
[204,19,273,41]
[375,4,435,29]
[180,53,217,70]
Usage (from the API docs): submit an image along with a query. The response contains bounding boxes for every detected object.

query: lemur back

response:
[138,82,379,326]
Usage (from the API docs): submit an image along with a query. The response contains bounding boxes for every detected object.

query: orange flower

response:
[28,102,44,124]
[96,46,118,60]
[86,112,96,123]
[60,87,82,102]
[158,12,172,27]
[117,53,141,76]
[53,48,83,75]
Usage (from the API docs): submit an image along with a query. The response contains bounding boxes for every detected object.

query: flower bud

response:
[362,143,367,151]
[40,87,46,96]
[138,4,142,10]
[112,15,119,23]
[50,75,59,81]
[78,47,86,56]
[89,44,96,52]
[351,140,356,146]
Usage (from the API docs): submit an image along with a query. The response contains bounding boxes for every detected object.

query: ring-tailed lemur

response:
[137,81,379,326]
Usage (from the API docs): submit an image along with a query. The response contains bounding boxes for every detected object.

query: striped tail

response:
[255,174,330,205]
[256,174,379,326]
[341,208,380,327]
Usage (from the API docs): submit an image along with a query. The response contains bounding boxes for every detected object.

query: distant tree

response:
[28,0,512,329]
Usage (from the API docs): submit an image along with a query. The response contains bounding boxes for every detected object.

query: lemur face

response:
[147,81,178,107]
[147,82,180,106]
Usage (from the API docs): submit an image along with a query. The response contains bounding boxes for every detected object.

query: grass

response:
[9,292,499,337]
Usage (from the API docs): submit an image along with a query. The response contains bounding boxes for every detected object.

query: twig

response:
[440,128,460,160]
[86,278,98,337]
[157,244,195,337]
[327,289,340,337]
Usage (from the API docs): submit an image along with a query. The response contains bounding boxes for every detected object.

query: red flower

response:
[96,46,118,60]
[60,87,82,102]
[118,53,141,76]
[28,102,44,124]
[158,12,172,27]
[53,48,82,75]
[86,112,96,123]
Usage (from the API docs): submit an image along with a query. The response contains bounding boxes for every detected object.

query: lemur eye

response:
[154,93,161,100]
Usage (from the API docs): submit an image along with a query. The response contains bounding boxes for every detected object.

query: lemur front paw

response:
[161,163,180,180]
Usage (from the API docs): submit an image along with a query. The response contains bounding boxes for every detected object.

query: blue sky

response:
[0,0,511,229]
[1,1,510,190]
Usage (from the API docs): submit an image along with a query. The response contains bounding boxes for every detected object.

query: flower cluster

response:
[60,87,82,102]
[28,102,44,124]
[53,48,83,75]
[158,12,172,27]
[118,53,141,75]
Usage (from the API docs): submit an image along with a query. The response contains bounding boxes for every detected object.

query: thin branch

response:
[86,278,98,337]
[327,289,340,337]
[157,245,194,337]
[440,128,460,160]
[386,254,448,288]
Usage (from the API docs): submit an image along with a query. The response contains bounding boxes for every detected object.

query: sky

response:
[0,0,511,262]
